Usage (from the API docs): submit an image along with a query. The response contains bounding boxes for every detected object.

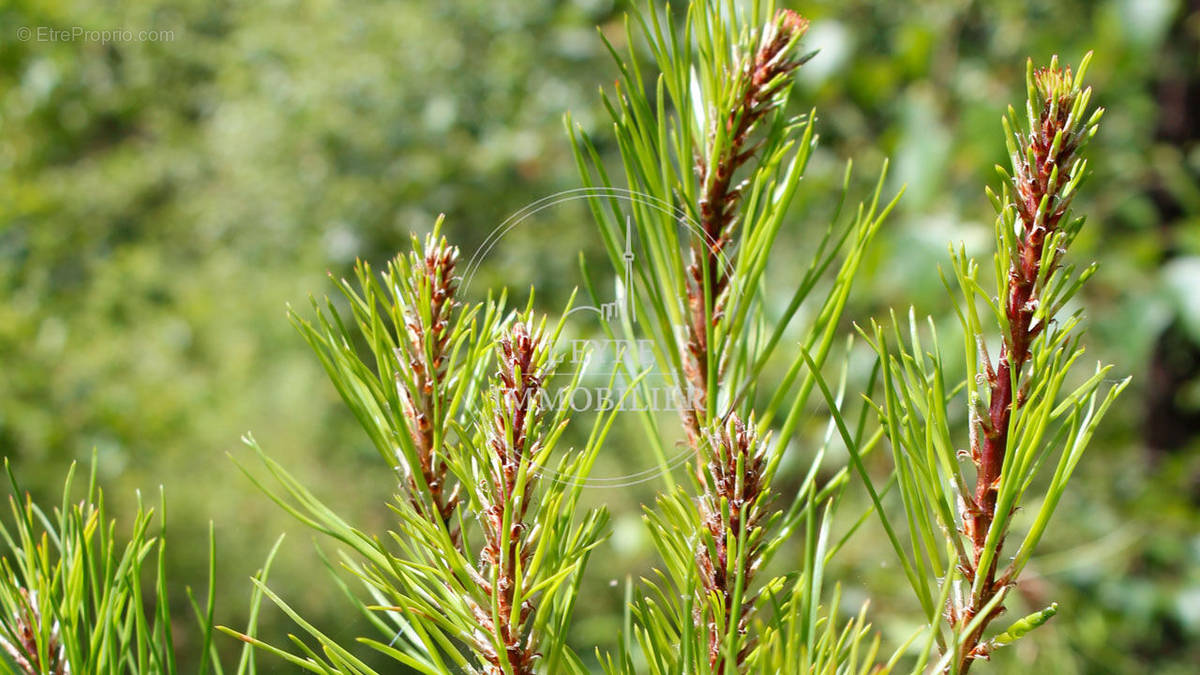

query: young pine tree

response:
[228,4,1122,674]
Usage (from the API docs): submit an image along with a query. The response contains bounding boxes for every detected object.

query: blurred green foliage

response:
[1,0,1197,672]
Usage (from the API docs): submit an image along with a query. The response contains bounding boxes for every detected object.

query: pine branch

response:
[473,320,550,675]
[288,216,499,554]
[396,226,465,545]
[0,457,237,674]
[695,414,771,671]
[955,54,1105,673]
[682,9,811,449]
[846,52,1120,675]
[575,3,899,671]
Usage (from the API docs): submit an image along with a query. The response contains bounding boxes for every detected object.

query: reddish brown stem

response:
[400,234,463,545]
[473,322,545,675]
[956,61,1088,672]
[695,416,769,671]
[681,10,809,453]
[679,13,809,674]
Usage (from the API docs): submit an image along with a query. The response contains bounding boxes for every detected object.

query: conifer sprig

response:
[233,251,618,673]
[969,56,1101,559]
[395,224,464,542]
[695,415,771,671]
[570,1,897,477]
[473,320,554,674]
[682,10,813,447]
[288,215,499,547]
[0,458,261,675]
[817,53,1128,674]
[444,308,614,674]
[948,52,1116,674]
[956,56,1108,667]
[572,3,900,672]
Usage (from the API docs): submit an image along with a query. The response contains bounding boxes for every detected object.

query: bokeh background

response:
[2,0,1198,672]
